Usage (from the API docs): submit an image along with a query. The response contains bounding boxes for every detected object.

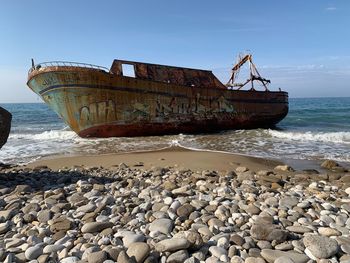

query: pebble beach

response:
[1,148,350,263]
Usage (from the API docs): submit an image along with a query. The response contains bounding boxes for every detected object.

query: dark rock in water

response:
[0,106,11,149]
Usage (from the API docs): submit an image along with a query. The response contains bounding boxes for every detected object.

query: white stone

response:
[60,256,79,263]
[122,233,145,247]
[149,218,174,235]
[217,237,229,249]
[209,246,227,258]
[345,187,350,195]
[43,244,65,254]
[164,197,173,205]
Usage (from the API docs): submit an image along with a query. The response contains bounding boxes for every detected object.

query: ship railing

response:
[28,61,110,74]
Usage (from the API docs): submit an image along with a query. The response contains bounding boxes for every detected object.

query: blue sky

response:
[1,0,349,102]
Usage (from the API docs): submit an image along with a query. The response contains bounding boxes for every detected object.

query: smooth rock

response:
[81,222,113,233]
[43,244,65,253]
[260,249,309,263]
[250,224,287,243]
[274,256,295,263]
[88,251,107,263]
[303,235,338,259]
[149,218,174,234]
[25,245,43,260]
[123,233,145,248]
[231,256,244,263]
[50,216,72,232]
[0,221,10,234]
[0,209,16,221]
[184,257,200,263]
[77,203,97,213]
[279,197,299,208]
[275,242,293,251]
[244,257,265,263]
[231,234,245,246]
[167,250,189,263]
[117,250,136,263]
[318,227,341,236]
[209,246,227,258]
[286,226,312,234]
[155,238,190,252]
[245,204,261,215]
[127,242,150,263]
[60,257,80,263]
[37,209,52,223]
[341,244,350,254]
[105,247,123,261]
[177,204,195,218]
[5,238,25,249]
[82,246,101,261]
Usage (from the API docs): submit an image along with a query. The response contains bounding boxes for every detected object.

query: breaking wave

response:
[268,130,350,144]
[10,130,79,141]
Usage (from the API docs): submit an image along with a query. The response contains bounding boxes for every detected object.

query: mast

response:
[226,53,270,91]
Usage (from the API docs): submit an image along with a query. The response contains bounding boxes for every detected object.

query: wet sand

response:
[26,146,283,172]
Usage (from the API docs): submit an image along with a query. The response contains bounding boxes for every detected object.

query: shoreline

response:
[24,145,334,173]
[26,145,292,172]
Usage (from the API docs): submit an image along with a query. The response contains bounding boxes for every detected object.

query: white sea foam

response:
[268,130,350,144]
[2,127,350,165]
[10,130,79,141]
[170,139,181,146]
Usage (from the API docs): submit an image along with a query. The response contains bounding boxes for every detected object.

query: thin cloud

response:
[259,64,325,71]
[325,7,337,11]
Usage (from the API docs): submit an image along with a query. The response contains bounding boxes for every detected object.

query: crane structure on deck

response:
[226,53,271,91]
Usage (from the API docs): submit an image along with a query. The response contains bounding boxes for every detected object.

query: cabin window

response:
[122,64,136,78]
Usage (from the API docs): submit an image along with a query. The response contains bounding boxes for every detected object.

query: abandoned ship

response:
[27,54,288,137]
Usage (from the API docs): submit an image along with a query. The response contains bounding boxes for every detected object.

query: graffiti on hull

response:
[79,100,116,125]
[78,94,235,126]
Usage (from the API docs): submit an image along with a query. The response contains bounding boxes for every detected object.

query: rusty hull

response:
[0,106,12,148]
[27,60,288,138]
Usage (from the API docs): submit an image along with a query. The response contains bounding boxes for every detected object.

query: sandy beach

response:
[26,146,283,173]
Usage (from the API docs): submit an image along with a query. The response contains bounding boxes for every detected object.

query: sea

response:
[0,97,349,166]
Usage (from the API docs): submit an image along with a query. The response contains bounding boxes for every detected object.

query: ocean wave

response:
[10,130,79,141]
[268,130,350,144]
